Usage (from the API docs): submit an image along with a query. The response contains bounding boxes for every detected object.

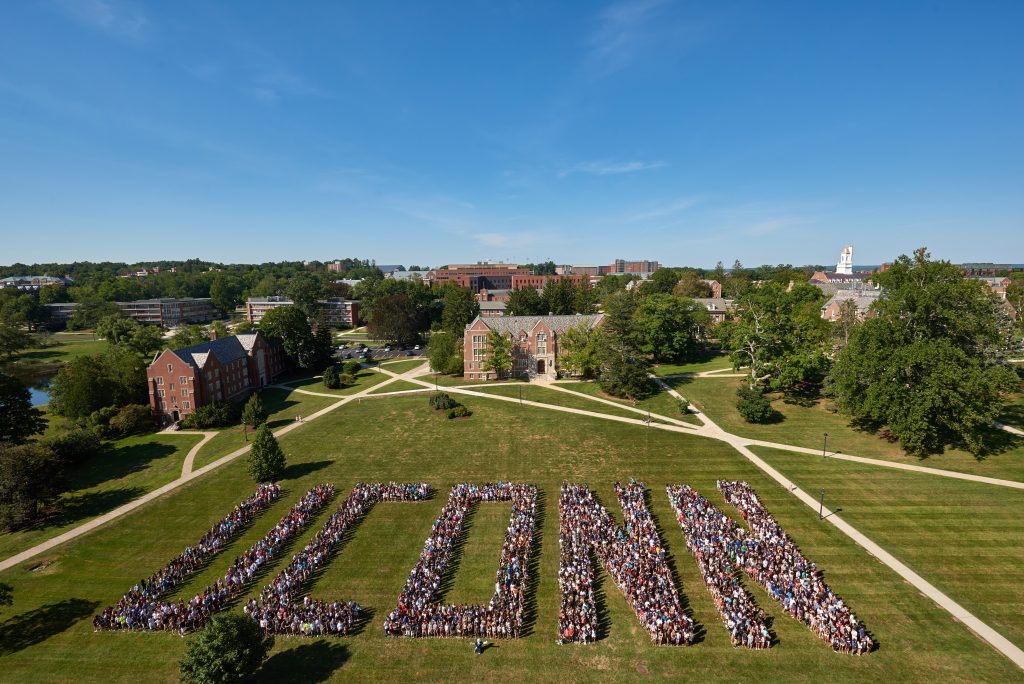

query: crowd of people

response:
[667,484,771,649]
[383,482,537,640]
[247,482,431,637]
[94,484,334,633]
[716,480,874,655]
[557,481,694,646]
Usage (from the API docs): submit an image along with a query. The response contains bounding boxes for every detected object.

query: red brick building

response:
[463,314,604,381]
[428,263,531,292]
[146,332,286,425]
[509,273,589,290]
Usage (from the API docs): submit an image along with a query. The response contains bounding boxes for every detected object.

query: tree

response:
[558,322,602,378]
[719,282,830,393]
[832,298,860,351]
[541,278,576,315]
[246,424,286,482]
[673,271,713,298]
[0,321,31,359]
[426,331,463,375]
[0,372,46,444]
[828,248,1018,456]
[179,612,273,684]
[322,365,340,389]
[735,385,779,423]
[209,273,244,312]
[49,347,147,419]
[505,286,545,316]
[366,294,424,347]
[0,581,11,612]
[208,320,229,340]
[633,294,709,362]
[0,442,65,531]
[596,292,652,399]
[241,393,268,428]
[38,284,68,305]
[483,330,513,378]
[287,273,327,318]
[440,286,479,333]
[259,305,314,366]
[173,324,210,348]
[642,268,680,295]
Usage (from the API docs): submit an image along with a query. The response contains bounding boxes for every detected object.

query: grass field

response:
[189,389,339,472]
[0,432,201,559]
[4,335,109,375]
[471,383,671,423]
[281,369,390,396]
[651,354,736,376]
[0,395,1020,682]
[378,359,427,375]
[427,373,527,388]
[676,376,1024,481]
[559,380,702,425]
[368,380,428,395]
[751,446,1024,649]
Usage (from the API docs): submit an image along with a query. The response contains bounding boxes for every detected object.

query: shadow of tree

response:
[69,442,178,490]
[30,487,146,533]
[281,460,332,481]
[256,640,351,683]
[0,598,99,656]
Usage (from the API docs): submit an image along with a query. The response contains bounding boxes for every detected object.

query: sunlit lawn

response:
[559,381,702,425]
[0,397,1020,681]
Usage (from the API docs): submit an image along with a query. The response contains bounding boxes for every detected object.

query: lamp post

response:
[822,432,829,458]
[519,385,523,406]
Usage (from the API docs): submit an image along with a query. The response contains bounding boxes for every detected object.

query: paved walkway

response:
[177,431,218,478]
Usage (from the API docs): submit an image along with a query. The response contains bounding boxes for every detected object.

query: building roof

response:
[479,301,506,311]
[692,297,733,311]
[970,276,1010,285]
[811,281,878,296]
[247,296,294,304]
[164,335,252,370]
[469,313,603,335]
[823,289,882,311]
[376,264,405,274]
[388,270,431,280]
[813,271,873,282]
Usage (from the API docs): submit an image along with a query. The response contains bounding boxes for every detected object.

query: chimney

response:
[209,328,217,341]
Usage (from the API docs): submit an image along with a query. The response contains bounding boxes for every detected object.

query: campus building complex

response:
[245,296,360,327]
[44,297,220,328]
[463,313,604,381]
[0,275,72,290]
[146,332,286,425]
[428,263,531,292]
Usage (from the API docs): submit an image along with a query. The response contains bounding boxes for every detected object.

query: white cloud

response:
[624,197,699,222]
[587,0,669,74]
[562,159,668,177]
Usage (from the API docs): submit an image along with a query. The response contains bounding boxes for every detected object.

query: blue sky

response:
[1,1,1022,268]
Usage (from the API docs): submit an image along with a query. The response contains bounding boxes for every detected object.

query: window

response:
[536,332,547,355]
[167,364,173,372]
[169,383,175,391]
[472,334,487,361]
[184,401,191,409]
[181,388,188,397]
[158,389,165,397]
[155,377,164,385]
[179,376,188,385]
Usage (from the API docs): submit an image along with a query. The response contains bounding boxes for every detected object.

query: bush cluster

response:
[445,405,472,419]
[343,360,362,376]
[88,404,152,438]
[181,402,238,429]
[428,392,471,419]
[44,428,102,465]
[735,385,779,424]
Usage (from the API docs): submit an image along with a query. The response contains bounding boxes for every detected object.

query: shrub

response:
[429,393,456,410]
[181,402,237,429]
[45,428,102,465]
[322,365,341,389]
[445,404,472,419]
[677,399,690,416]
[343,360,362,376]
[735,385,779,424]
[109,404,153,437]
[338,373,356,387]
[86,406,120,437]
[179,612,273,684]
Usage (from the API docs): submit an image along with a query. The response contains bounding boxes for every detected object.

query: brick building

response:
[692,298,734,324]
[146,332,286,425]
[463,314,604,381]
[118,298,220,327]
[428,263,531,292]
[599,259,661,275]
[246,296,360,327]
[820,290,882,321]
[509,273,589,290]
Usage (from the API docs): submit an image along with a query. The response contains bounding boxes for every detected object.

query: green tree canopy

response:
[505,286,545,316]
[828,248,1018,456]
[241,393,267,428]
[179,612,273,684]
[366,294,425,347]
[633,294,710,362]
[484,330,513,378]
[0,372,46,444]
[558,322,602,378]
[426,330,463,375]
[0,442,65,531]
[259,305,314,365]
[596,292,652,399]
[246,423,286,482]
[440,285,479,333]
[641,268,680,295]
[672,271,713,298]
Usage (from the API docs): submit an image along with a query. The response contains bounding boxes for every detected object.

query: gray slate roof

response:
[168,335,250,370]
[823,289,882,311]
[469,313,603,335]
[692,297,733,311]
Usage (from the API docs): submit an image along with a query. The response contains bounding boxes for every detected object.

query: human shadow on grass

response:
[281,460,332,481]
[0,598,99,656]
[256,640,350,683]
[432,501,476,604]
[519,487,544,637]
[68,442,179,491]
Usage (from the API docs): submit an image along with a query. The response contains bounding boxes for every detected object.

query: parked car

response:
[413,344,421,350]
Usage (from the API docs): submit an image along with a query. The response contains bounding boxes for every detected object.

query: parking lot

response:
[335,343,424,361]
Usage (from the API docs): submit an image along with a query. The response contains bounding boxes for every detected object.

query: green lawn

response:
[753,446,1024,649]
[368,380,428,395]
[281,369,391,396]
[472,383,675,424]
[0,432,202,559]
[428,373,526,388]
[4,336,110,375]
[378,359,427,375]
[189,388,339,471]
[676,376,1024,481]
[0,397,1019,681]
[651,354,736,376]
[559,381,702,426]
[1000,393,1024,430]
